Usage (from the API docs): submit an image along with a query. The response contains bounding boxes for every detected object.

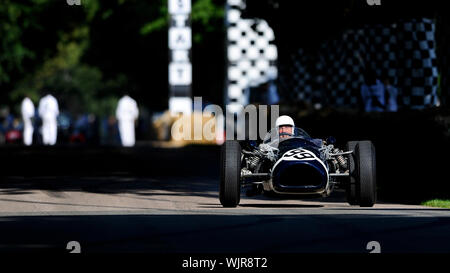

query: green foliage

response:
[192,0,224,43]
[82,0,100,21]
[11,25,126,116]
[1,0,225,116]
[5,1,127,116]
[140,0,168,35]
[192,0,224,29]
[140,17,168,35]
[140,0,224,43]
[421,199,450,208]
[0,1,39,84]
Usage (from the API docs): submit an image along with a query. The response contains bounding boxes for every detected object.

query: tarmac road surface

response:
[0,145,449,253]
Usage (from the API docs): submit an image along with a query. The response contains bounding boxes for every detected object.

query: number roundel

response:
[283,149,315,160]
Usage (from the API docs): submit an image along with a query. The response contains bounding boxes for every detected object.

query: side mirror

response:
[326,136,336,144]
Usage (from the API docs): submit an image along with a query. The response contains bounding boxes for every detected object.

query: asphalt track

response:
[0,145,449,253]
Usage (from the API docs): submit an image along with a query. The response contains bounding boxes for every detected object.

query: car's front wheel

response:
[219,140,242,207]
[354,140,377,207]
[346,141,359,205]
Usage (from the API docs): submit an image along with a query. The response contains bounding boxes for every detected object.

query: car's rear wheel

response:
[219,140,242,207]
[346,141,359,205]
[354,141,377,207]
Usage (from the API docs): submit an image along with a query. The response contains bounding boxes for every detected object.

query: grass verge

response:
[421,199,450,208]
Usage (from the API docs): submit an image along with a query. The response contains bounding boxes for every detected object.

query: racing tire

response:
[354,141,377,207]
[219,140,242,207]
[346,141,359,205]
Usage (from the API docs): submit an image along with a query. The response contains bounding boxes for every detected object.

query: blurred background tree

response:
[0,0,225,117]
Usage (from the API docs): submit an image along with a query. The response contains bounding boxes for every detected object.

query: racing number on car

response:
[284,149,314,160]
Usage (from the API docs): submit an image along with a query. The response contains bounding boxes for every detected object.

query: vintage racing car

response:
[219,123,376,208]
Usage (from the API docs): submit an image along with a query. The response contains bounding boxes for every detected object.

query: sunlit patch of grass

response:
[421,199,450,209]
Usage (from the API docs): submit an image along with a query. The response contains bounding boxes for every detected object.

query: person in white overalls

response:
[21,97,35,146]
[116,95,139,147]
[38,94,59,145]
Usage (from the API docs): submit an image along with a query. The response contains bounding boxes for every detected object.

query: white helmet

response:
[275,115,295,128]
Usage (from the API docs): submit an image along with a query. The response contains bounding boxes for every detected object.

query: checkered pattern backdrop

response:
[442,49,450,106]
[438,15,450,107]
[278,18,440,109]
[226,0,278,108]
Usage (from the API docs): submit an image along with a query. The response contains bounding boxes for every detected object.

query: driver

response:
[275,115,295,139]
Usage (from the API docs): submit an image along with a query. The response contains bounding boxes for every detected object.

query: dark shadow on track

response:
[0,145,221,197]
[0,145,220,177]
[0,176,219,198]
[237,204,323,208]
[328,208,450,211]
[0,213,450,253]
[198,203,323,208]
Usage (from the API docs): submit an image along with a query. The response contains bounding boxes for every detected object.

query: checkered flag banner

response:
[278,18,439,110]
[226,0,278,110]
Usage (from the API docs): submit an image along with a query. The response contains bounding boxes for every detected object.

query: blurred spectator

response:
[32,107,42,144]
[136,108,151,141]
[38,94,59,145]
[57,111,73,143]
[67,113,98,144]
[5,129,21,144]
[361,68,385,112]
[116,95,139,147]
[4,116,22,144]
[100,115,120,145]
[70,114,88,144]
[69,132,86,144]
[0,107,9,144]
[245,80,280,106]
[5,112,15,131]
[382,75,399,112]
[267,80,280,105]
[21,97,35,146]
[86,114,99,145]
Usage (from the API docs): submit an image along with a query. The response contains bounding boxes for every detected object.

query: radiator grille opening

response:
[278,164,324,187]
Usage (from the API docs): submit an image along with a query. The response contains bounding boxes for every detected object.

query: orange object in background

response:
[152,110,223,146]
